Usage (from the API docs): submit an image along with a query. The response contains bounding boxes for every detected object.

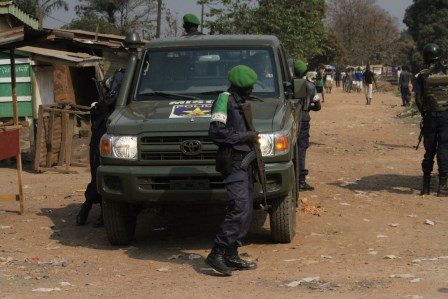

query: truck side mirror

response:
[293,78,307,99]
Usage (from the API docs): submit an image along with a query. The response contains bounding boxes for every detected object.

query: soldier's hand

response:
[246,131,260,144]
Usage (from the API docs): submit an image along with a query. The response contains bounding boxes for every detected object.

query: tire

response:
[103,198,137,245]
[269,170,297,243]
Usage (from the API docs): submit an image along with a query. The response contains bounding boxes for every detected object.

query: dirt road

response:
[1,87,447,298]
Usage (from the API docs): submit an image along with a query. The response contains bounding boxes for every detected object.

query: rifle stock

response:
[239,101,269,211]
[415,120,423,150]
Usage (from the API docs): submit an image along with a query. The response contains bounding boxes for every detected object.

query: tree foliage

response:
[13,0,68,27]
[327,0,399,65]
[73,0,158,35]
[404,0,448,61]
[206,0,329,63]
[63,11,121,34]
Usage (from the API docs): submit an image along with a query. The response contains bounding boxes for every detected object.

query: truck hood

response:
[108,100,286,135]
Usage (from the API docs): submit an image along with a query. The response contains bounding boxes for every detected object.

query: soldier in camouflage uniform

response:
[415,43,448,196]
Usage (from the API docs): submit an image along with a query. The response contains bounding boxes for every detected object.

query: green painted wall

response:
[0,102,32,117]
[0,52,32,118]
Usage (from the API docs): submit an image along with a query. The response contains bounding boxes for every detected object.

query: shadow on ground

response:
[328,174,424,195]
[39,203,271,276]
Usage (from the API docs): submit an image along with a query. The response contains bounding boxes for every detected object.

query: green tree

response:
[13,0,68,28]
[327,0,399,65]
[404,0,448,62]
[206,0,257,35]
[206,0,328,63]
[75,0,158,35]
[63,11,121,34]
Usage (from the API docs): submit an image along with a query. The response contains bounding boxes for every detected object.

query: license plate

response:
[170,179,210,190]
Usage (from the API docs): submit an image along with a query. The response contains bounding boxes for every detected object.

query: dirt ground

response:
[1,86,448,298]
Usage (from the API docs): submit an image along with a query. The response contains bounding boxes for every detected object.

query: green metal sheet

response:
[0,64,30,78]
[0,101,32,117]
[0,3,39,30]
[0,82,31,97]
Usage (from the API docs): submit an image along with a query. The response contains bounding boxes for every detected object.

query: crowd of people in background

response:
[314,64,412,106]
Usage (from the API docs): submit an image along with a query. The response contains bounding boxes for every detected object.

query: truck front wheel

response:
[103,198,137,245]
[269,172,297,243]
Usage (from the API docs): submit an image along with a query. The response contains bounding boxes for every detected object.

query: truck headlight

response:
[259,131,290,157]
[100,134,138,160]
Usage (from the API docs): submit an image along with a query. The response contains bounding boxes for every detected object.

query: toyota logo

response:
[180,140,202,156]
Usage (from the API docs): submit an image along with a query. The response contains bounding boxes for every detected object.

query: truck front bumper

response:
[97,161,294,205]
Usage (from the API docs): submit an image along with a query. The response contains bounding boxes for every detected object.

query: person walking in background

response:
[335,70,341,88]
[346,68,354,93]
[316,66,325,102]
[397,67,402,86]
[324,69,333,94]
[399,66,411,106]
[363,65,377,105]
[354,67,363,93]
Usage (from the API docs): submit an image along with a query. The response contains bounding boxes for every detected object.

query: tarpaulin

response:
[0,129,19,160]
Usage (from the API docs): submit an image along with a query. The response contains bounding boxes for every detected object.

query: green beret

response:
[228,65,258,88]
[183,13,200,26]
[293,60,307,76]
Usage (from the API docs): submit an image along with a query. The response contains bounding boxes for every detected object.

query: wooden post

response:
[58,110,68,166]
[65,114,75,170]
[156,0,162,38]
[34,105,44,171]
[45,110,55,167]
[10,50,18,126]
[10,49,25,214]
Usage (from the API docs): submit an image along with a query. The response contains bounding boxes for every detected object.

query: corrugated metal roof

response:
[54,29,125,41]
[0,1,38,29]
[51,28,147,50]
[18,46,102,67]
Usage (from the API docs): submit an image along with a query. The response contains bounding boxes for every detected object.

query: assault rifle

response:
[415,119,423,150]
[239,101,270,212]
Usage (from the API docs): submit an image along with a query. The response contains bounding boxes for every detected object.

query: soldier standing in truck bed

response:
[182,13,204,36]
[206,65,260,276]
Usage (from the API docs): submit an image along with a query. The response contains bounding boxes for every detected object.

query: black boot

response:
[205,246,233,276]
[224,247,257,271]
[299,181,315,191]
[420,174,431,195]
[76,202,92,225]
[437,176,448,197]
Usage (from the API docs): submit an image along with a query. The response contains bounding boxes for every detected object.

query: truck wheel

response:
[103,198,137,245]
[269,172,297,243]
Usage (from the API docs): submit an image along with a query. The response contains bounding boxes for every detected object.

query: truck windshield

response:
[136,48,279,100]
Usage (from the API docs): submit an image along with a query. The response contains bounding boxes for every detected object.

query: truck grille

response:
[140,135,218,161]
[138,176,225,190]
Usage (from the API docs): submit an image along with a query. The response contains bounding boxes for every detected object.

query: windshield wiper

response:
[140,91,201,101]
[245,95,263,102]
[200,90,263,102]
[199,90,225,95]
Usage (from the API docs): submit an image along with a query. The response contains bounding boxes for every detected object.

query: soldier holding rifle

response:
[206,65,262,276]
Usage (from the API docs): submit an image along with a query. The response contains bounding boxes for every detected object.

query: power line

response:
[42,11,70,25]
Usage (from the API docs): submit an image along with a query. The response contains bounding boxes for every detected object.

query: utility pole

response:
[200,2,205,33]
[156,0,162,38]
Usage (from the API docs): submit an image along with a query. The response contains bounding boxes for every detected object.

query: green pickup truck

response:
[97,34,306,245]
